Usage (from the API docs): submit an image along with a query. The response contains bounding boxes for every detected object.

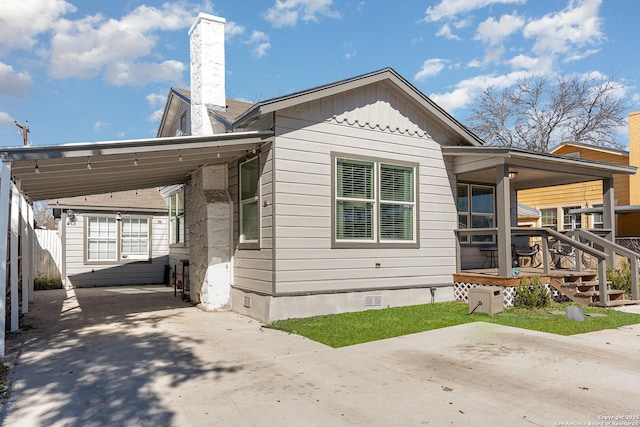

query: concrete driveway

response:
[1,286,639,427]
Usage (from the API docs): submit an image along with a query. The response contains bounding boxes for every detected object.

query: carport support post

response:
[10,183,20,331]
[0,160,12,357]
[496,164,512,277]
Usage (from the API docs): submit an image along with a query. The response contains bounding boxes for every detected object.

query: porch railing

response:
[456,226,640,302]
[569,228,639,301]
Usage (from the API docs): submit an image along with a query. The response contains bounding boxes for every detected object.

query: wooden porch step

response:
[575,289,625,298]
[593,299,640,307]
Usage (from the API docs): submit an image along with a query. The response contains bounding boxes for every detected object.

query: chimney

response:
[189,13,226,136]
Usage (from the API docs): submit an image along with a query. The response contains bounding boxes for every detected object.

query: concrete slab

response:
[1,286,639,427]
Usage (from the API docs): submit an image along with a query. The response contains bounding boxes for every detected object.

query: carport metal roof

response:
[0,130,273,201]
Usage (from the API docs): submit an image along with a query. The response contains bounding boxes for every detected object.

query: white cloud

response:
[247,31,271,58]
[103,60,185,86]
[225,21,246,39]
[523,0,603,57]
[0,0,76,54]
[415,59,448,81]
[424,0,526,22]
[0,62,33,97]
[436,24,461,40]
[343,42,356,59]
[48,3,196,84]
[263,0,340,27]
[429,70,532,112]
[475,13,524,46]
[0,111,15,128]
[94,121,109,131]
[150,109,165,123]
[506,54,554,72]
[147,92,167,108]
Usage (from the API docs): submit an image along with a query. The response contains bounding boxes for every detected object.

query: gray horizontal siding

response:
[273,98,457,294]
[65,214,169,287]
[231,143,274,294]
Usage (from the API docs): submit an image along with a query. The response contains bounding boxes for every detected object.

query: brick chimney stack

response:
[189,13,226,136]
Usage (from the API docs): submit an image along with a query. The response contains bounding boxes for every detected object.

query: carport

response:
[0,130,272,356]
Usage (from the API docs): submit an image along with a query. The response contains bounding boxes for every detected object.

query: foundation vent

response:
[243,296,251,308]
[364,295,382,307]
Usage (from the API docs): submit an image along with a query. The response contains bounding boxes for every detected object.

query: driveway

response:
[1,286,639,427]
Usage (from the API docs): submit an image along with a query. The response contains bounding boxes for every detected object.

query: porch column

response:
[602,177,615,268]
[10,183,20,331]
[0,160,11,357]
[496,164,512,277]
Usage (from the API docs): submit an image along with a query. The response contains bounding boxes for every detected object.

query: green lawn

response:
[265,301,640,348]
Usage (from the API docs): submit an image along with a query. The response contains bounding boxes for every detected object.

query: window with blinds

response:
[335,157,416,245]
[240,156,260,244]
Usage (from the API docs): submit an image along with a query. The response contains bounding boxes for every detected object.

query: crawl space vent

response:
[364,295,382,307]
[243,296,251,308]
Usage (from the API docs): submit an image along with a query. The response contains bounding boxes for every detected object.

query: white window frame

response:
[562,206,582,230]
[333,155,418,248]
[169,190,185,246]
[85,215,152,264]
[540,207,558,230]
[239,155,261,248]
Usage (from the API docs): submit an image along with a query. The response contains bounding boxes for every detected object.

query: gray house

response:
[49,189,169,288]
[1,13,636,336]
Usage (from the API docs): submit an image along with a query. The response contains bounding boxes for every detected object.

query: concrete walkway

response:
[1,286,639,427]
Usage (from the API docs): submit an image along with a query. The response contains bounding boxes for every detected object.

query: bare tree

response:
[33,201,57,229]
[468,72,631,152]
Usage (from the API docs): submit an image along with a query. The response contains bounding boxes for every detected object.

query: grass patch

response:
[265,301,640,348]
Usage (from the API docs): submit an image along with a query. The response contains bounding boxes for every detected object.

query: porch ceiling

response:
[442,146,637,190]
[1,131,273,202]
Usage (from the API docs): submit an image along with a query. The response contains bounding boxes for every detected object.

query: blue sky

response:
[1,0,639,147]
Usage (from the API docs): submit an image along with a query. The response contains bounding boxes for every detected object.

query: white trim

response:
[0,161,11,356]
[10,183,20,331]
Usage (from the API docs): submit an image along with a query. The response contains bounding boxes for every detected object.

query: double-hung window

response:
[457,184,495,244]
[169,190,185,245]
[86,216,150,262]
[563,206,582,230]
[240,156,260,245]
[334,156,416,246]
[591,204,603,229]
[541,208,558,230]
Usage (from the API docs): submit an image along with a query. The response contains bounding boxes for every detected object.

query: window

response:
[240,156,260,244]
[563,206,582,230]
[457,184,495,244]
[179,112,187,135]
[86,216,150,262]
[541,208,557,230]
[121,218,149,260]
[334,157,416,245]
[87,217,117,261]
[169,190,185,245]
[591,204,603,229]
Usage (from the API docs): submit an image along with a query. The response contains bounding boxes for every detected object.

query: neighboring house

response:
[518,111,640,237]
[1,13,635,331]
[48,189,169,287]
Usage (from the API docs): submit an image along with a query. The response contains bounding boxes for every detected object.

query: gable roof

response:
[550,141,629,157]
[156,88,253,137]
[232,67,484,147]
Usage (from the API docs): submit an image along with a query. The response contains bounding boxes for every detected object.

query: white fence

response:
[34,229,62,279]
